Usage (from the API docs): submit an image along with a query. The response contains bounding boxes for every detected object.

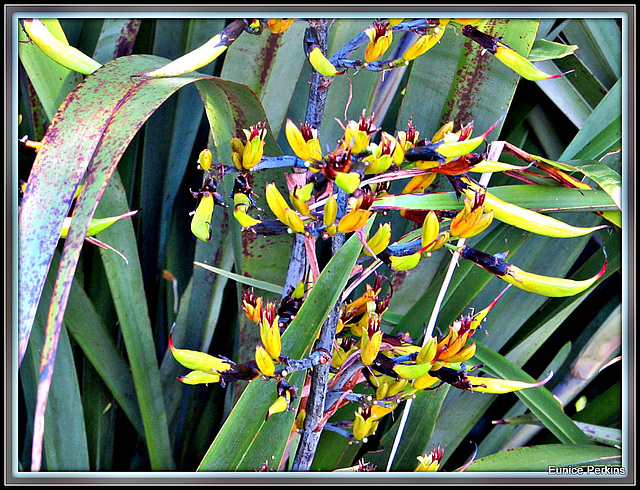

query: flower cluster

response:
[170,277,553,451]
[175,19,606,471]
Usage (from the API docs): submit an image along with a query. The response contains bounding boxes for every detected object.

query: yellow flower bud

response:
[266,395,289,420]
[178,370,221,385]
[361,330,383,366]
[233,193,262,229]
[413,372,439,390]
[191,193,214,241]
[260,314,282,360]
[337,208,371,233]
[364,21,393,62]
[285,119,323,162]
[197,148,213,170]
[364,223,392,257]
[416,336,438,364]
[334,171,362,194]
[402,21,448,61]
[255,345,276,377]
[267,18,294,33]
[389,252,421,271]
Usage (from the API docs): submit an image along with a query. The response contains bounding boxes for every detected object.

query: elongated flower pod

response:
[60,210,137,239]
[461,25,571,81]
[169,330,231,373]
[178,370,221,385]
[402,20,449,61]
[145,35,226,77]
[21,19,102,75]
[139,20,245,77]
[493,45,570,81]
[191,193,215,241]
[467,371,553,394]
[460,245,608,297]
[461,179,608,238]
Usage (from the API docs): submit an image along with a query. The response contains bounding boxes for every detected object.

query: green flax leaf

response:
[474,343,593,445]
[462,444,621,472]
[197,224,370,471]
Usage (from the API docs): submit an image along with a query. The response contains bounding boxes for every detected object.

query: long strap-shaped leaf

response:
[197,225,369,471]
[461,443,620,472]
[24,54,280,471]
[474,342,593,445]
[25,55,209,471]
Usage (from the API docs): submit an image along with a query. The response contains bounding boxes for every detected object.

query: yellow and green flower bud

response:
[290,182,315,217]
[307,46,344,76]
[233,193,262,229]
[402,20,449,61]
[416,336,438,364]
[266,395,289,420]
[389,252,421,271]
[361,329,383,366]
[178,370,221,386]
[413,372,440,390]
[461,179,608,238]
[197,148,213,171]
[169,333,231,373]
[190,193,214,241]
[334,171,362,194]
[364,223,392,257]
